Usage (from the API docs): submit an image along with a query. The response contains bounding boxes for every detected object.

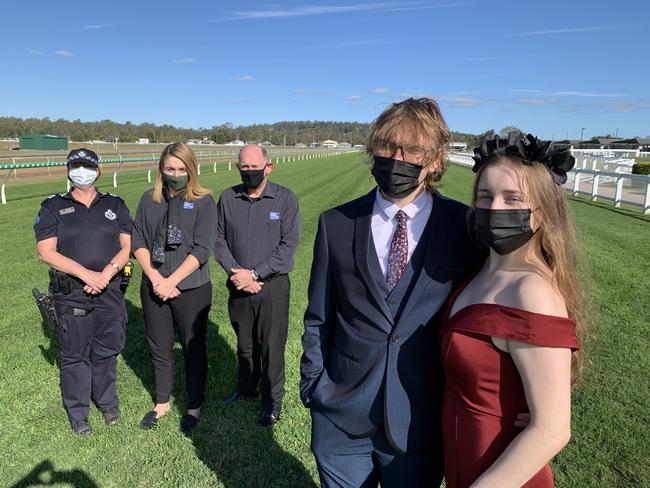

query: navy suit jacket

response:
[300,188,481,454]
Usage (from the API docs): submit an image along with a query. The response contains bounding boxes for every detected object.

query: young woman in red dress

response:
[440,133,586,488]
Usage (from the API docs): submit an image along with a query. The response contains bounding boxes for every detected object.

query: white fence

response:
[446,152,650,214]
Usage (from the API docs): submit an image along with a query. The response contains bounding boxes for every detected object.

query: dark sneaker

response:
[71,419,93,435]
[102,407,120,426]
[223,391,259,406]
[180,414,200,435]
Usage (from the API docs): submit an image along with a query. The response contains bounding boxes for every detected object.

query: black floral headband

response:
[471,132,575,185]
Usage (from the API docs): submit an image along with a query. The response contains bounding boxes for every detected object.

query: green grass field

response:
[0,153,648,487]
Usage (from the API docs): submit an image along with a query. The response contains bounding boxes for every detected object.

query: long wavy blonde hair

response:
[152,142,211,203]
[472,158,587,381]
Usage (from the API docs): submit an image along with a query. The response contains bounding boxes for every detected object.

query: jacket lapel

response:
[353,190,394,327]
[396,193,444,325]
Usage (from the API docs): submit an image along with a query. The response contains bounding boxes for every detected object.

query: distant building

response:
[321,140,338,148]
[19,134,68,151]
[260,141,273,147]
[337,142,352,148]
[137,138,150,144]
[309,142,319,148]
[188,138,215,145]
[448,142,468,151]
[353,144,366,150]
[225,140,245,146]
[295,142,307,147]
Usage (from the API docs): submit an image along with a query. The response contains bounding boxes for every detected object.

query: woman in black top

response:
[131,142,217,433]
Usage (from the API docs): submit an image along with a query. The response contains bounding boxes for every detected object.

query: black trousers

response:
[56,287,126,422]
[227,275,289,412]
[140,281,211,409]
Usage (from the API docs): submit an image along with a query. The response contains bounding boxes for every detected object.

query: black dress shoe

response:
[139,411,158,430]
[259,410,281,427]
[71,419,93,435]
[223,391,259,406]
[180,414,199,435]
[102,407,120,426]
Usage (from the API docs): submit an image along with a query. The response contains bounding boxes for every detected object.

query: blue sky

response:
[1,0,648,139]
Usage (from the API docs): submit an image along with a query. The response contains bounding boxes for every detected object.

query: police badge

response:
[105,209,117,220]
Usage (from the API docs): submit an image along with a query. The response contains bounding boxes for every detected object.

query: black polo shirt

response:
[214,181,301,281]
[34,190,133,307]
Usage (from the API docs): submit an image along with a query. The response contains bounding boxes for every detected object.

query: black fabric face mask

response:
[371,156,423,199]
[469,207,535,255]
[240,168,266,189]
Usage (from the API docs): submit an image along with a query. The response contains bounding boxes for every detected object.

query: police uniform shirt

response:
[131,189,217,290]
[34,190,133,306]
[214,181,301,281]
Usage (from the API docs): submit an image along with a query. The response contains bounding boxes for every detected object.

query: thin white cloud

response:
[513,89,628,98]
[513,24,633,37]
[437,95,482,107]
[174,57,196,64]
[232,75,255,81]
[213,2,476,22]
[304,38,394,50]
[513,98,561,106]
[371,87,389,94]
[347,95,362,101]
[30,49,44,55]
[81,23,119,30]
[54,50,75,57]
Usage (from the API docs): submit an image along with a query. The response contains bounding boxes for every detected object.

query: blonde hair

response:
[152,143,211,203]
[472,158,587,380]
[367,97,452,192]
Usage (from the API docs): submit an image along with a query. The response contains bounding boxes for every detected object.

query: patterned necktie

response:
[386,210,408,289]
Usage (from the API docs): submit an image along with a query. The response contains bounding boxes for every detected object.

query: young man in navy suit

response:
[300,98,482,487]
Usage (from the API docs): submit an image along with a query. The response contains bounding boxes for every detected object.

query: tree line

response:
[0,116,510,148]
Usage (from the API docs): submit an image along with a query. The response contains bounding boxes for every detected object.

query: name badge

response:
[59,207,75,215]
[183,202,195,209]
[269,212,280,220]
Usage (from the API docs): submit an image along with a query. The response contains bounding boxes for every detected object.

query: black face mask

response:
[469,207,535,255]
[240,168,266,189]
[371,156,423,199]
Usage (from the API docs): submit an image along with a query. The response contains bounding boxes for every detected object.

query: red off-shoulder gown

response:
[440,281,579,488]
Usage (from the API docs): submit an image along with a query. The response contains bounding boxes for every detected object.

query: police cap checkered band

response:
[67,148,99,167]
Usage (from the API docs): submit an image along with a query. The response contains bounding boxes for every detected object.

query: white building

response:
[225,140,245,146]
[322,140,338,148]
[137,138,150,144]
[448,142,468,151]
[337,142,352,148]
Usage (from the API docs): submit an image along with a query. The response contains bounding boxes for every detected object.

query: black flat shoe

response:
[139,411,158,430]
[71,418,93,435]
[180,414,199,435]
[102,407,120,426]
[223,390,259,406]
[259,410,281,427]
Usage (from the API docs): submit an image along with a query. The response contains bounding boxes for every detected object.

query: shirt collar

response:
[61,189,106,203]
[374,187,432,221]
[236,180,276,199]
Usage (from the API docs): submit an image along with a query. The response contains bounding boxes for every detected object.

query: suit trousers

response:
[140,281,211,409]
[57,286,126,422]
[310,410,443,488]
[227,275,289,412]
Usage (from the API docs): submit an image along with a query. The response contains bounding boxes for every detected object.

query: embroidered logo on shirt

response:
[59,207,75,215]
[183,202,195,209]
[269,212,280,220]
[105,209,116,220]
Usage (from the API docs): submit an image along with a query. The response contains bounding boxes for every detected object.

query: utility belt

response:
[48,261,133,294]
[32,288,88,330]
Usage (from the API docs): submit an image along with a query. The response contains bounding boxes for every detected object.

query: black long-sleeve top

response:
[131,189,217,290]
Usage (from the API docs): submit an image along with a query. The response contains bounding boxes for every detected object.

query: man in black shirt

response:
[214,144,300,426]
[34,148,132,435]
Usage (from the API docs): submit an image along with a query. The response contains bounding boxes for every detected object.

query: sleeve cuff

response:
[254,263,272,280]
[190,248,209,266]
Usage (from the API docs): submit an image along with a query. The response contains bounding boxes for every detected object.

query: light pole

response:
[580,127,585,144]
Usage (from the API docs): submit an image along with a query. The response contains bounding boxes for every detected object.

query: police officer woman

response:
[34,148,133,435]
[131,142,217,434]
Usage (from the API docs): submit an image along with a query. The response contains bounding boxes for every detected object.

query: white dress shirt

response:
[371,188,433,277]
